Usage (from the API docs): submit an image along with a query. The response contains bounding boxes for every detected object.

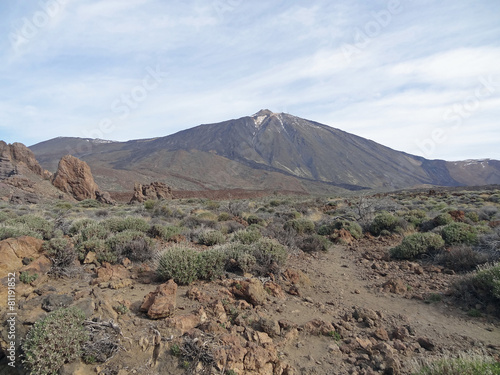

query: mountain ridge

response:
[29,110,500,194]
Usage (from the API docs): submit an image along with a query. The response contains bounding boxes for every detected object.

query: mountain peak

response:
[252,109,275,117]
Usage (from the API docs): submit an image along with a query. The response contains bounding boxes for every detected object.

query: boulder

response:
[129,182,173,203]
[140,280,178,319]
[95,190,116,205]
[0,141,49,180]
[92,263,130,285]
[0,236,44,278]
[51,155,101,201]
[230,278,267,306]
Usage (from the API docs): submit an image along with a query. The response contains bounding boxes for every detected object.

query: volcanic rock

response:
[0,141,50,180]
[129,182,173,203]
[0,236,44,277]
[51,155,113,203]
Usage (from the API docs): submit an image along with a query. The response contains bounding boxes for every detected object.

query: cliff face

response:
[0,141,50,180]
[51,155,100,201]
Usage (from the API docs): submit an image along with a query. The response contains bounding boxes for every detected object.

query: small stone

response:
[417,337,435,351]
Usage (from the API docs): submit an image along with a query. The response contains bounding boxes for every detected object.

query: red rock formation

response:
[129,182,173,203]
[50,155,114,204]
[52,155,100,201]
[0,141,50,180]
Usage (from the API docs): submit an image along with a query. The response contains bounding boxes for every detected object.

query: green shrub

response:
[403,209,427,227]
[106,230,154,262]
[6,215,54,240]
[433,213,453,227]
[246,214,265,226]
[317,220,362,239]
[22,307,88,375]
[466,211,480,223]
[284,218,315,234]
[157,246,200,285]
[44,237,77,276]
[218,212,233,222]
[204,200,220,210]
[232,228,262,244]
[297,234,331,253]
[198,248,227,280]
[370,212,400,236]
[80,222,110,242]
[19,271,38,284]
[198,230,226,246]
[148,224,181,241]
[390,233,445,260]
[413,354,500,375]
[252,238,287,274]
[54,202,73,211]
[78,199,100,208]
[472,263,500,301]
[76,239,108,261]
[68,218,95,236]
[144,200,156,210]
[103,217,150,233]
[223,243,257,273]
[0,225,42,240]
[434,245,489,272]
[0,211,17,223]
[441,222,478,245]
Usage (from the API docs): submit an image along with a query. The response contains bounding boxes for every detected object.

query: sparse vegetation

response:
[412,354,500,375]
[22,307,88,375]
[441,222,478,245]
[19,271,38,284]
[390,232,445,260]
[370,211,401,236]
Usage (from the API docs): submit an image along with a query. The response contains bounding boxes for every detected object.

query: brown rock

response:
[243,342,278,372]
[93,262,130,284]
[95,190,115,205]
[129,182,173,204]
[382,278,407,294]
[21,255,52,275]
[283,268,311,286]
[356,337,373,351]
[186,286,212,304]
[0,236,44,277]
[302,319,335,336]
[165,313,203,334]
[417,337,435,351]
[83,251,97,264]
[52,155,99,201]
[141,280,177,319]
[211,300,228,323]
[0,141,49,180]
[391,326,409,341]
[333,228,354,245]
[264,281,286,299]
[373,327,390,341]
[259,317,281,338]
[230,278,267,306]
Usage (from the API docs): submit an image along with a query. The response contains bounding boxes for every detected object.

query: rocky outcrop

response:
[129,182,173,204]
[52,155,99,201]
[140,280,178,319]
[0,141,50,180]
[0,236,45,278]
[51,155,114,204]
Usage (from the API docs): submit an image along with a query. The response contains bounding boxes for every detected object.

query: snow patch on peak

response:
[254,115,267,128]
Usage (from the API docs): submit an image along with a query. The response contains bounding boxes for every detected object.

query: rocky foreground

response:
[1,232,498,375]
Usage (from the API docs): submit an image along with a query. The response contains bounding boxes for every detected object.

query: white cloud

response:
[0,0,499,160]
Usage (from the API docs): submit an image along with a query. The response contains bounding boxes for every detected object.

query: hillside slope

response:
[30,110,500,193]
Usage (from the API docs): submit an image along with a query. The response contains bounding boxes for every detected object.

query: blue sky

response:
[0,0,499,161]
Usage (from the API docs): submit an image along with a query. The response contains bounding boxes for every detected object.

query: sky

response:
[0,0,499,161]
